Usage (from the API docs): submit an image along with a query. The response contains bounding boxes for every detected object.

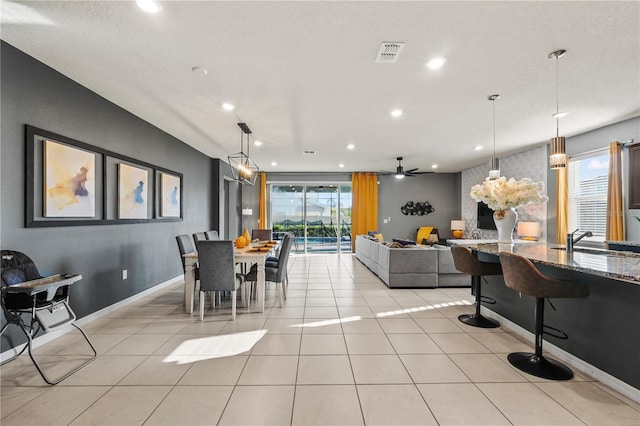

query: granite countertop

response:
[455,241,640,285]
[606,240,640,248]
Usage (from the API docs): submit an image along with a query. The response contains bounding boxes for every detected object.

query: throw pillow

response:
[373,233,384,242]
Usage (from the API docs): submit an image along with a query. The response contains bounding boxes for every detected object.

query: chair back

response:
[176,234,195,272]
[1,250,41,287]
[273,233,294,282]
[499,252,588,299]
[252,229,273,241]
[196,240,238,292]
[205,230,219,240]
[451,246,502,276]
[193,232,207,243]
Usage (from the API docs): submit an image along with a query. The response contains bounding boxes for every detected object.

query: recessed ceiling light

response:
[271,162,277,166]
[222,103,235,111]
[390,109,403,118]
[552,111,569,118]
[136,0,162,14]
[432,164,438,169]
[426,57,446,70]
[474,145,484,151]
[339,163,345,168]
[254,140,263,146]
[191,66,208,75]
[347,144,355,150]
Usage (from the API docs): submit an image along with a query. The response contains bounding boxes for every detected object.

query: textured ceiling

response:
[1,1,639,173]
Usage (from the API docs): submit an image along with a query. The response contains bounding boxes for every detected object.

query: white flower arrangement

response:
[470,176,549,212]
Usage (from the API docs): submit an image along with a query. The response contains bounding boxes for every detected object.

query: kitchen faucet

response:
[566,229,593,254]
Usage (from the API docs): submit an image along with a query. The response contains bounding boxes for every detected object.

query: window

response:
[568,150,609,243]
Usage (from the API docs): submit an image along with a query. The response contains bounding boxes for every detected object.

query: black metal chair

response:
[499,251,589,380]
[1,250,96,385]
[451,245,503,328]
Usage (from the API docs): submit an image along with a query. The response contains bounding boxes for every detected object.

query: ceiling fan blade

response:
[408,171,435,175]
[405,168,419,173]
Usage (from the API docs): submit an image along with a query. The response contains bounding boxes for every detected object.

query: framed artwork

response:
[44,140,96,217]
[160,172,181,217]
[118,163,149,219]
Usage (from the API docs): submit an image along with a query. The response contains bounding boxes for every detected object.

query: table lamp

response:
[517,221,541,241]
[451,220,465,239]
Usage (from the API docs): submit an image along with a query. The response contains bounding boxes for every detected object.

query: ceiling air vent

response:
[375,42,406,63]
[303,150,317,155]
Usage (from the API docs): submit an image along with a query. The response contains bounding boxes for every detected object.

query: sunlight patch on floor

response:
[163,329,267,364]
[375,300,474,317]
[291,316,362,328]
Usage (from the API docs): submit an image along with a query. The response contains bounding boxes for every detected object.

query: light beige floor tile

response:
[361,290,392,298]
[135,319,192,335]
[251,334,301,355]
[69,385,171,426]
[372,306,414,319]
[105,305,176,319]
[217,318,267,335]
[0,355,96,387]
[593,382,640,412]
[345,333,395,354]
[2,386,110,426]
[408,308,447,319]
[350,354,412,384]
[59,355,145,386]
[31,332,89,356]
[478,382,584,425]
[438,305,475,319]
[176,319,228,335]
[305,297,337,307]
[119,355,194,385]
[237,355,298,385]
[297,355,354,384]
[178,356,248,385]
[83,317,153,335]
[387,333,443,354]
[144,386,232,426]
[299,318,345,334]
[338,306,376,318]
[366,297,400,307]
[267,307,305,318]
[333,289,362,298]
[341,318,384,333]
[292,385,363,425]
[417,383,511,425]
[415,318,466,333]
[104,333,172,355]
[281,297,306,307]
[153,334,210,356]
[400,354,470,383]
[300,334,347,355]
[336,298,370,308]
[536,381,640,425]
[430,333,491,353]
[198,329,265,357]
[469,331,532,352]
[358,384,437,425]
[263,318,304,334]
[304,306,339,319]
[306,289,335,298]
[218,386,294,426]
[1,386,48,420]
[378,318,424,333]
[450,353,528,382]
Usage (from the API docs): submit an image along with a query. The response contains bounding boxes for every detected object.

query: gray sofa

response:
[355,235,470,288]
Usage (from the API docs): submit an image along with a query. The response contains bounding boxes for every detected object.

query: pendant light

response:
[549,49,568,169]
[488,94,500,180]
[228,122,259,185]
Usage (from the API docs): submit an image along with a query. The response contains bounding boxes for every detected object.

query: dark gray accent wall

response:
[1,42,216,351]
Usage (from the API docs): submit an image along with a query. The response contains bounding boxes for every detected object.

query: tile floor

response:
[1,254,639,425]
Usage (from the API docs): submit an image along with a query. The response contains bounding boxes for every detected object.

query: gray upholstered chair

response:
[499,251,589,380]
[176,234,198,281]
[195,240,246,321]
[251,229,273,241]
[451,245,502,328]
[246,233,294,307]
[193,232,207,243]
[205,230,219,240]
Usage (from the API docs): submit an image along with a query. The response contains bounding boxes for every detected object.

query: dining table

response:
[182,242,278,314]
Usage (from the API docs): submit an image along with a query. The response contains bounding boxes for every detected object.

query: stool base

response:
[508,352,574,381]
[458,313,500,329]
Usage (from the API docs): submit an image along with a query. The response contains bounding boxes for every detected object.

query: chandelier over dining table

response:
[228,122,259,186]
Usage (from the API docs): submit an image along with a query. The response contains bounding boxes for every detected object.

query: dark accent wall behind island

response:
[1,42,216,351]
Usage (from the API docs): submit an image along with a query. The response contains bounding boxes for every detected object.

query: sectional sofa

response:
[355,235,470,288]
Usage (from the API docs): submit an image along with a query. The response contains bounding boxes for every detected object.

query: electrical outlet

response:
[122,269,128,280]
[383,219,388,223]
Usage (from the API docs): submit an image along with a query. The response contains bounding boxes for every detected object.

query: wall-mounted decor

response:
[26,125,183,227]
[160,172,181,217]
[118,163,148,219]
[44,140,96,217]
[400,201,434,216]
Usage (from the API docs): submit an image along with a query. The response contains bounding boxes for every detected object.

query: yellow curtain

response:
[606,141,624,240]
[258,172,267,229]
[351,172,379,252]
[556,168,569,244]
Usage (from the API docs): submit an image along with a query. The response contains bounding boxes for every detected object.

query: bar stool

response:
[499,252,589,380]
[451,245,503,328]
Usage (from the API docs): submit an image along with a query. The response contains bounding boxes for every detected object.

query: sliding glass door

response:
[271,183,351,253]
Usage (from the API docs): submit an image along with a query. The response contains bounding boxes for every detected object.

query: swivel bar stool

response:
[451,245,502,328]
[499,252,589,380]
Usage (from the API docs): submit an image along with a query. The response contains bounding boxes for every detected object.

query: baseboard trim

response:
[1,275,182,363]
[481,307,640,404]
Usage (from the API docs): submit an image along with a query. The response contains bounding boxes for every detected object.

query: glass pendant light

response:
[549,49,568,169]
[488,94,500,180]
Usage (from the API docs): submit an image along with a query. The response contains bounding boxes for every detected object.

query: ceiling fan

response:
[379,157,433,179]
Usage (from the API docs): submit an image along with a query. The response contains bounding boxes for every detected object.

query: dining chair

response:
[205,230,219,240]
[246,233,294,307]
[195,240,246,321]
[251,229,273,241]
[193,232,207,243]
[176,234,197,276]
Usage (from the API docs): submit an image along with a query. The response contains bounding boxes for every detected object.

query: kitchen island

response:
[450,240,640,397]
